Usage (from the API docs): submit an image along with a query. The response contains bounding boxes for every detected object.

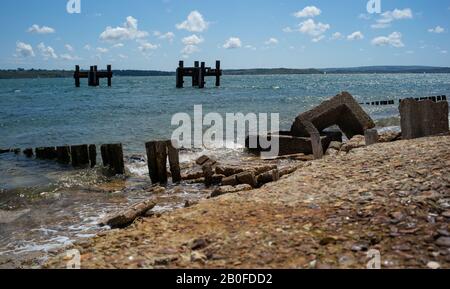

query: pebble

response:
[426,261,441,269]
[436,237,450,248]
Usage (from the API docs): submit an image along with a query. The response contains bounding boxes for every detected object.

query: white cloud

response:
[138,42,158,53]
[371,32,404,48]
[157,32,175,42]
[27,24,55,34]
[282,27,294,33]
[60,54,80,61]
[428,26,445,34]
[358,13,371,20]
[331,32,343,40]
[223,37,242,49]
[176,11,208,33]
[37,43,58,59]
[294,6,322,18]
[265,38,279,45]
[298,19,330,37]
[65,44,74,52]
[372,8,413,29]
[100,16,148,42]
[118,54,128,59]
[182,34,204,45]
[15,42,34,57]
[112,43,124,48]
[83,44,92,51]
[96,47,109,53]
[347,31,364,41]
[312,35,325,43]
[181,45,199,55]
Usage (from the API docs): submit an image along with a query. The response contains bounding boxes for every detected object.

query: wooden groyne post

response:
[101,144,125,175]
[145,140,181,185]
[176,60,222,89]
[74,65,113,87]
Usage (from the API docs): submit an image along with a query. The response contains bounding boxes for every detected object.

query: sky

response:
[0,0,449,70]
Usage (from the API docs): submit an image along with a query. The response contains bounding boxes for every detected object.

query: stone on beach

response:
[211,184,253,198]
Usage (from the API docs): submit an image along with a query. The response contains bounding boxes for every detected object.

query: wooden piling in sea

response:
[89,145,97,168]
[145,140,182,185]
[166,140,181,183]
[71,145,90,168]
[75,65,113,87]
[176,61,184,88]
[101,144,125,175]
[176,60,222,89]
[56,146,71,164]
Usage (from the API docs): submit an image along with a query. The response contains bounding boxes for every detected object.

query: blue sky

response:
[0,0,449,70]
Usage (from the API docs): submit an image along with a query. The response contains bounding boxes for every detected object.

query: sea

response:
[0,73,449,267]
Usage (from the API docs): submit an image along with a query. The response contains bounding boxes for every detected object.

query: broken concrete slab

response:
[291,91,375,140]
[246,134,333,157]
[210,185,253,198]
[400,99,449,140]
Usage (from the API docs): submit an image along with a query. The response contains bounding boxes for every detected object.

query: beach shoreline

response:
[43,134,450,269]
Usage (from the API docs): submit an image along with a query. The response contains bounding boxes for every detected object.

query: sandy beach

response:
[43,134,450,269]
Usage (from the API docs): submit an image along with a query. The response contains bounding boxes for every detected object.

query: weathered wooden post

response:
[89,145,97,168]
[166,140,181,183]
[155,142,168,184]
[94,65,99,86]
[215,60,221,87]
[199,62,206,89]
[101,144,125,175]
[176,61,184,88]
[56,146,71,164]
[88,66,94,86]
[145,142,159,184]
[74,65,80,87]
[71,145,90,168]
[107,65,112,87]
[23,148,34,158]
[192,61,199,87]
[203,163,214,187]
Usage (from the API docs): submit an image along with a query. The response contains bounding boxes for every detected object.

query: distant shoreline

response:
[1,66,450,79]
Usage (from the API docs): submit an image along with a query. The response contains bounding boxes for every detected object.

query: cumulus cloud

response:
[176,11,208,33]
[16,42,34,57]
[83,44,92,51]
[372,8,413,29]
[298,19,330,37]
[138,42,158,53]
[294,6,322,18]
[428,26,445,34]
[27,24,55,34]
[100,16,148,42]
[181,45,199,55]
[312,35,325,43]
[223,37,242,49]
[331,32,344,40]
[155,31,175,42]
[60,54,80,61]
[182,34,204,46]
[37,43,58,59]
[112,43,124,48]
[265,38,279,45]
[347,31,364,41]
[371,32,404,48]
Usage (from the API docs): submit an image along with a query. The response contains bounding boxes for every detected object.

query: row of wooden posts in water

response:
[4,141,182,185]
[176,60,222,89]
[361,95,447,106]
[74,65,113,87]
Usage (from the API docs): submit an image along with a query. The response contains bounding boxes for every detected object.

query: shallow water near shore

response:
[0,73,449,267]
